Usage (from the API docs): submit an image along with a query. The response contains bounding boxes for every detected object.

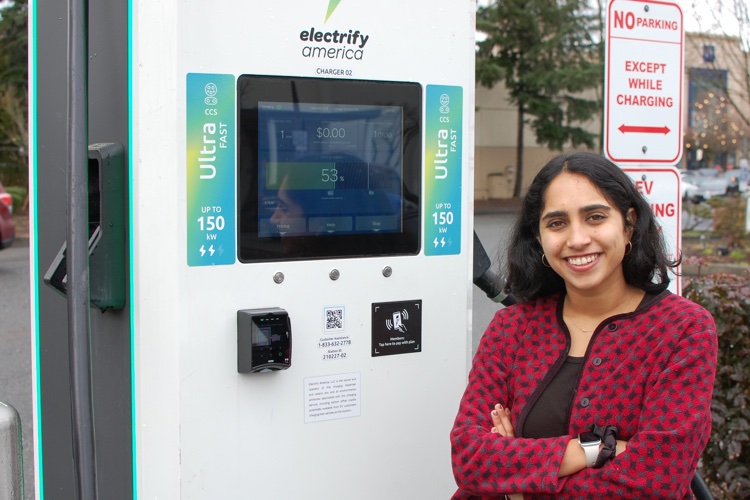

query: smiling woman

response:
[450,152,718,499]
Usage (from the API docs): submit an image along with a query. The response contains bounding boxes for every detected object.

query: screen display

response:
[237,76,422,262]
[252,326,272,347]
[257,101,404,238]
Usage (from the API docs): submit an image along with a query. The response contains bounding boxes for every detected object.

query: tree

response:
[0,84,27,189]
[0,0,27,91]
[476,0,602,197]
[0,0,28,194]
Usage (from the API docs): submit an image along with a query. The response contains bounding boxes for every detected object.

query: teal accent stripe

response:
[128,0,138,497]
[30,0,45,497]
[31,6,43,500]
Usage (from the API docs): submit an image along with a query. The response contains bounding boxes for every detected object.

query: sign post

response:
[604,0,684,164]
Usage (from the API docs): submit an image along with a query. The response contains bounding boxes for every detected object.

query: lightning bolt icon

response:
[325,0,342,22]
[199,245,206,257]
[208,245,216,256]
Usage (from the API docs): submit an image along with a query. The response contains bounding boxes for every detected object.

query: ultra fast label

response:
[424,85,462,256]
[186,73,235,266]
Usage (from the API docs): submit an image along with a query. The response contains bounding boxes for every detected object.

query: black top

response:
[522,356,584,438]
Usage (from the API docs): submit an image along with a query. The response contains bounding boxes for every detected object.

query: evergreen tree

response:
[476,0,602,197]
[0,0,27,92]
[0,0,28,189]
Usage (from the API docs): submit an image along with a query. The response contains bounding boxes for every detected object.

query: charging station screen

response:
[257,101,403,238]
[237,76,421,262]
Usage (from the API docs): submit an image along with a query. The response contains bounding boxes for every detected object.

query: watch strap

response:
[581,442,599,467]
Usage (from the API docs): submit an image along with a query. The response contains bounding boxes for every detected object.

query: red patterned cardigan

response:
[451,291,717,499]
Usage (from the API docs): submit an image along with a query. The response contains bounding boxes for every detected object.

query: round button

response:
[592,357,602,366]
[607,323,618,331]
[580,397,590,408]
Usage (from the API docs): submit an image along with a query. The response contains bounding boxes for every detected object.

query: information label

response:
[604,0,684,164]
[624,167,681,293]
[304,372,361,423]
[186,73,236,266]
[317,334,352,361]
[424,85,462,255]
[371,300,422,357]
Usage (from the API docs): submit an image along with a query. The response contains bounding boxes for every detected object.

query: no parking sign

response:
[604,0,684,164]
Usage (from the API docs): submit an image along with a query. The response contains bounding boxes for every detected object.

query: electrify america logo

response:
[299,0,370,61]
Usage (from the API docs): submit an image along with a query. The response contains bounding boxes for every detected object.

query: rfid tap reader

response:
[237,308,292,373]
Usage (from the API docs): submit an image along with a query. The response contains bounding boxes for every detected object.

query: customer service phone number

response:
[318,339,352,348]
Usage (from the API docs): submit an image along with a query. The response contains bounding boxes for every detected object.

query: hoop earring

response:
[624,241,633,256]
[541,254,551,267]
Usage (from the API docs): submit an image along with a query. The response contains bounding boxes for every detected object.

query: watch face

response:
[579,431,601,444]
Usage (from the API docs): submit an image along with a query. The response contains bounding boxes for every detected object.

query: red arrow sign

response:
[618,124,671,135]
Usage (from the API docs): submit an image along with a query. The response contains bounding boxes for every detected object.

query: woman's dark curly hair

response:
[503,151,677,301]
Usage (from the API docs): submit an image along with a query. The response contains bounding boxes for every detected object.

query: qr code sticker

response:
[324,307,345,332]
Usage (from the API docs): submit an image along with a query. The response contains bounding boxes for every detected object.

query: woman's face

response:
[537,172,634,296]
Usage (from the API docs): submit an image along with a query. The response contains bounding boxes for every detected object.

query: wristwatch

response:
[578,431,602,468]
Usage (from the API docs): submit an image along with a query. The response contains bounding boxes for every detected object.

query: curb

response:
[682,263,748,277]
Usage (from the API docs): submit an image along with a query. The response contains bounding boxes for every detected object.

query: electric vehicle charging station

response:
[31,0,477,497]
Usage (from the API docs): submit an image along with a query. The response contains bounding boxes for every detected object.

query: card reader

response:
[237,308,292,373]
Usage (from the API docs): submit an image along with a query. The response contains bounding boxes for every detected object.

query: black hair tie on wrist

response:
[591,423,618,468]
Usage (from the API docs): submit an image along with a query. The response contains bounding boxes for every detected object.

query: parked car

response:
[680,171,713,202]
[0,181,16,249]
[699,175,733,197]
[681,179,705,203]
[681,169,735,199]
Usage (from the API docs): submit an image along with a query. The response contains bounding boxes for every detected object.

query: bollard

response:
[0,402,23,500]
